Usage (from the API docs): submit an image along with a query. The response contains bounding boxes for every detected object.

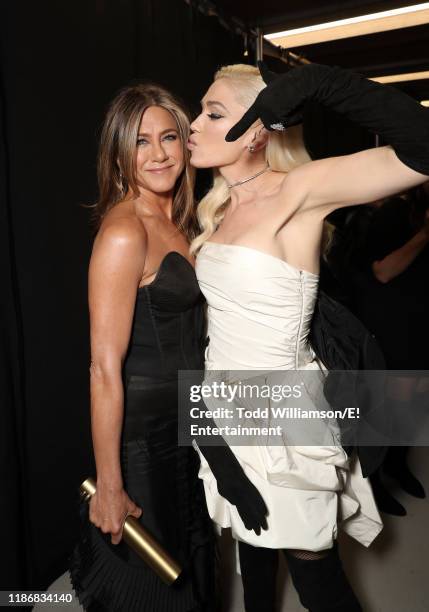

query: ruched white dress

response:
[193,241,383,551]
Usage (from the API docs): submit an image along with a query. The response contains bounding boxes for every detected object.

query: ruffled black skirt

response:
[68,377,216,612]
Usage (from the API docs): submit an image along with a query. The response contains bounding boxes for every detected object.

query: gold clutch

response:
[80,477,182,585]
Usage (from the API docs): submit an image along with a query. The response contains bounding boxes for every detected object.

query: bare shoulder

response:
[280,160,315,197]
[95,206,148,254]
[279,160,331,218]
[89,207,148,294]
[89,206,148,288]
[274,161,313,218]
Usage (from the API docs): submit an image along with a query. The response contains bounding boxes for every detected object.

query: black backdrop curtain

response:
[0,0,244,595]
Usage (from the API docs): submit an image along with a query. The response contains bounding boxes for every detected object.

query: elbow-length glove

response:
[197,442,268,535]
[187,359,268,535]
[226,61,429,176]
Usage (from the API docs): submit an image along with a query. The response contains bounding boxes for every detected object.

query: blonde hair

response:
[190,64,330,255]
[92,82,197,239]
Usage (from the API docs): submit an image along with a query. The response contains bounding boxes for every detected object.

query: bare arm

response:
[372,223,429,284]
[88,217,146,542]
[228,62,429,218]
[284,146,429,218]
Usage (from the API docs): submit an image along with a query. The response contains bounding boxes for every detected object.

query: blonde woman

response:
[68,83,215,611]
[187,62,429,611]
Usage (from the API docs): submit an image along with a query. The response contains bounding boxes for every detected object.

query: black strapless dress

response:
[68,252,216,612]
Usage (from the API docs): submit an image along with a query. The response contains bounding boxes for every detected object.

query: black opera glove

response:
[225,61,429,176]
[198,444,268,535]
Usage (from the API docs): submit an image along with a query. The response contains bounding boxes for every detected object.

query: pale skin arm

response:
[284,145,429,218]
[88,217,146,544]
[372,210,429,283]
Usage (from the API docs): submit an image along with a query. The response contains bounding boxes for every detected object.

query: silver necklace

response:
[226,163,270,188]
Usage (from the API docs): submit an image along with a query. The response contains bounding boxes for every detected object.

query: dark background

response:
[1,0,427,596]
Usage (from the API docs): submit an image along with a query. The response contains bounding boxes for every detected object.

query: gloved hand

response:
[198,443,268,535]
[226,61,429,176]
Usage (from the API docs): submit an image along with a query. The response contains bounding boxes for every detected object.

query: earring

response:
[248,145,255,153]
[118,171,125,194]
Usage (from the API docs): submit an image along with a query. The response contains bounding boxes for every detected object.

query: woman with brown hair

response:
[68,82,215,611]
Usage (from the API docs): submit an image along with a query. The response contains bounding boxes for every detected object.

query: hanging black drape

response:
[0,56,30,597]
[0,0,244,595]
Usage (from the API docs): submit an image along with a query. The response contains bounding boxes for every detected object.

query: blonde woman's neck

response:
[220,160,287,207]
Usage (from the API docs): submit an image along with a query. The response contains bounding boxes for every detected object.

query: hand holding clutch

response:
[80,477,182,584]
[89,482,142,545]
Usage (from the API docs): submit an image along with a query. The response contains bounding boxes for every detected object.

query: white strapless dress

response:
[193,241,383,551]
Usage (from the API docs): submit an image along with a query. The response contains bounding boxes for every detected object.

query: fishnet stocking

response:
[286,547,331,560]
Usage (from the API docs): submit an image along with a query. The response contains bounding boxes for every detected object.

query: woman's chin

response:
[189,153,212,169]
[140,176,179,193]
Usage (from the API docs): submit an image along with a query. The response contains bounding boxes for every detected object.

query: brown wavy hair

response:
[92,82,197,239]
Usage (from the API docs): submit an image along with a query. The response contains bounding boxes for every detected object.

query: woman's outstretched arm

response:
[226,62,429,216]
[88,216,146,544]
[283,145,427,217]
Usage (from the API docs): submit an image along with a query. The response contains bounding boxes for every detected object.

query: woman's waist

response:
[123,343,204,378]
[122,375,179,443]
[204,334,315,371]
